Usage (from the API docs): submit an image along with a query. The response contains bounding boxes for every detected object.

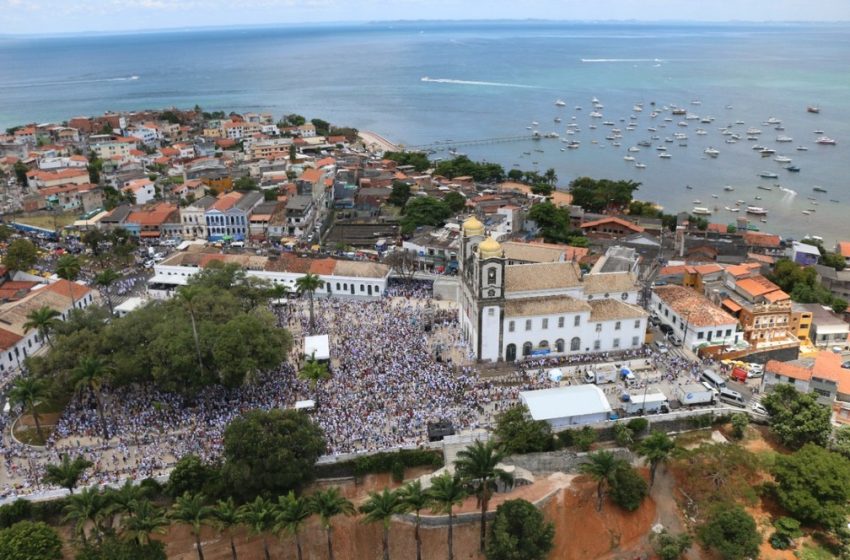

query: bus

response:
[700,369,727,391]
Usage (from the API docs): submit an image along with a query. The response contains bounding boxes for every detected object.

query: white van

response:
[718,388,746,408]
[230,241,245,248]
[701,369,727,391]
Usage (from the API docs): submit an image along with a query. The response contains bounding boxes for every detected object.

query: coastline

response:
[358,130,400,153]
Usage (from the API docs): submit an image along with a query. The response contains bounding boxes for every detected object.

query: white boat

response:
[724,186,735,191]
[796,146,809,151]
[659,153,672,159]
[633,104,643,112]
[624,155,635,162]
[774,156,792,163]
[555,99,566,107]
[531,121,539,126]
[746,128,762,135]
[776,136,793,143]
[628,146,640,152]
[765,117,782,125]
[816,136,837,145]
[696,129,708,135]
[693,199,702,204]
[752,145,765,151]
[634,163,646,169]
[589,112,603,118]
[704,147,720,157]
[692,207,712,215]
[725,207,740,213]
[746,206,768,215]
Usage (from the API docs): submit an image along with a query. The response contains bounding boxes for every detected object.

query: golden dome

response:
[479,236,502,259]
[462,216,485,236]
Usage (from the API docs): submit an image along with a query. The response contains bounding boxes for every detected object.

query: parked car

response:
[667,334,683,346]
[654,340,669,354]
[659,324,674,335]
[751,401,768,415]
[842,361,850,370]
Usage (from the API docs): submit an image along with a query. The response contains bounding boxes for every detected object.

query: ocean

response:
[1,21,849,243]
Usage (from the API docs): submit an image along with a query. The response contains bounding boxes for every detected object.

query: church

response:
[457,216,649,362]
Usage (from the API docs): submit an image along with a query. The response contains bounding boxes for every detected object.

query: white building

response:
[651,284,741,350]
[520,385,613,429]
[457,217,647,362]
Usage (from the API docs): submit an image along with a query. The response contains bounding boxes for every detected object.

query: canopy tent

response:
[547,368,563,382]
[304,334,330,362]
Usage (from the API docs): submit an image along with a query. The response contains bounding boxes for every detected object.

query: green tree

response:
[383,151,431,173]
[176,285,206,377]
[831,424,850,458]
[636,431,675,487]
[238,497,275,560]
[579,451,627,511]
[443,191,467,213]
[43,454,93,495]
[543,168,558,186]
[63,487,109,545]
[428,472,467,560]
[299,356,330,398]
[295,273,325,335]
[613,423,634,447]
[71,356,111,441]
[3,238,38,272]
[309,487,355,560]
[13,160,28,186]
[8,376,50,442]
[166,455,217,498]
[569,177,640,213]
[311,118,331,136]
[359,488,404,560]
[831,297,848,314]
[0,225,11,242]
[0,520,62,560]
[398,480,430,560]
[56,254,82,307]
[730,413,749,440]
[23,306,61,348]
[213,498,241,560]
[221,409,326,501]
[121,500,168,546]
[169,492,215,560]
[772,443,850,530]
[608,464,648,511]
[388,180,412,207]
[821,252,846,271]
[434,155,504,183]
[455,440,514,552]
[697,504,761,560]
[650,530,693,560]
[400,196,451,234]
[494,405,553,455]
[94,269,121,315]
[484,499,554,560]
[289,143,297,163]
[74,536,167,560]
[283,114,306,127]
[274,491,311,560]
[572,425,597,452]
[762,383,832,449]
[234,176,258,191]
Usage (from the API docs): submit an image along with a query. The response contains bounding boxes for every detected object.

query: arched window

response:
[570,337,581,351]
[555,339,565,352]
[505,344,517,362]
[522,342,533,357]
[539,340,549,349]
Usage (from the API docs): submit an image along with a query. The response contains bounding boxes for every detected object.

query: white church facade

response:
[457,216,648,362]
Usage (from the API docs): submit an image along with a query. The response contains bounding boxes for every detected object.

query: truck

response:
[583,364,619,385]
[623,391,669,415]
[676,383,716,406]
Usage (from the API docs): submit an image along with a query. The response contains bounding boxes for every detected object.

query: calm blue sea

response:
[1,21,849,243]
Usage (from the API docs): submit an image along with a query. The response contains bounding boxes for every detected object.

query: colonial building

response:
[457,217,647,362]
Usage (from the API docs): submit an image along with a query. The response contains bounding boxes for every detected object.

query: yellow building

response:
[790,303,813,341]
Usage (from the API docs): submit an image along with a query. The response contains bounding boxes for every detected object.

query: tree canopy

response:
[221,409,326,501]
[434,155,505,183]
[569,177,640,213]
[0,520,63,560]
[697,505,760,560]
[400,196,452,234]
[3,238,38,272]
[485,499,554,560]
[526,201,587,245]
[761,383,832,449]
[769,258,847,313]
[494,405,553,455]
[383,151,431,172]
[771,443,850,530]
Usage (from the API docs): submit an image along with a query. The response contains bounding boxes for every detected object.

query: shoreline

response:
[358,130,401,153]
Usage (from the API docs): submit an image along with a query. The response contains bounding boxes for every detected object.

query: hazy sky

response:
[2,0,849,35]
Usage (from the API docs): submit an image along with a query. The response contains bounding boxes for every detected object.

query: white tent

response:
[547,368,563,382]
[304,334,330,361]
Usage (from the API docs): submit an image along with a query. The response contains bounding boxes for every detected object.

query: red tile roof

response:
[744,232,781,248]
[765,360,811,382]
[838,242,850,259]
[580,216,644,233]
[42,279,92,301]
[0,327,23,351]
[211,191,241,211]
[299,168,323,184]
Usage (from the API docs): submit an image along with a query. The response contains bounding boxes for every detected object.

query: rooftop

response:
[653,284,738,327]
[504,297,591,318]
[588,299,647,322]
[582,272,638,295]
[505,262,582,294]
[520,385,612,421]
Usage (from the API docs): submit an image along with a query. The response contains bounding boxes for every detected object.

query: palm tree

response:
[56,254,82,308]
[454,439,513,552]
[122,499,168,546]
[238,496,276,560]
[94,269,120,315]
[213,498,241,560]
[398,480,430,560]
[43,453,93,495]
[104,479,149,532]
[274,491,312,560]
[544,167,558,186]
[428,472,467,560]
[8,375,50,442]
[295,273,325,334]
[63,486,109,545]
[360,488,404,560]
[170,492,215,560]
[299,354,330,398]
[579,450,627,511]
[71,356,110,441]
[176,285,205,375]
[23,306,61,348]
[309,486,355,560]
[637,431,676,488]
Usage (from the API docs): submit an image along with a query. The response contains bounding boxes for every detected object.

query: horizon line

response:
[2,18,849,39]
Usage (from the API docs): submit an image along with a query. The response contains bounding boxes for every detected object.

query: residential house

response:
[815,264,850,302]
[248,201,282,240]
[651,284,740,350]
[91,139,134,160]
[790,303,814,342]
[181,195,216,240]
[123,178,156,205]
[34,183,102,212]
[791,241,821,266]
[205,191,263,241]
[763,353,850,411]
[124,203,179,240]
[836,241,850,265]
[284,195,316,239]
[800,303,850,350]
[580,216,645,239]
[26,168,89,189]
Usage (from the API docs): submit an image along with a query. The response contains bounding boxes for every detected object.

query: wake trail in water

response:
[0,75,140,90]
[420,77,538,89]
